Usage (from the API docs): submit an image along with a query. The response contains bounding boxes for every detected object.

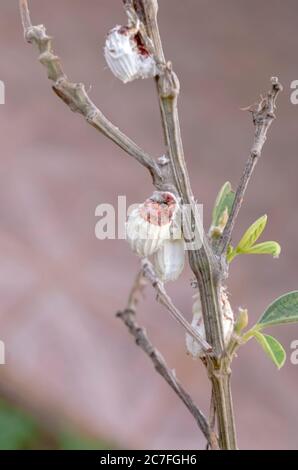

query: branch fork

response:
[141,259,212,354]
[117,273,219,449]
[19,0,163,187]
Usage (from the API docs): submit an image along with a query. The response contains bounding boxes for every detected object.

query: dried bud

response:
[104,26,158,83]
[126,192,179,258]
[209,207,229,239]
[234,308,249,334]
[152,238,185,283]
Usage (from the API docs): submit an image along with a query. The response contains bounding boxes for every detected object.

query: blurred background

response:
[0,0,297,450]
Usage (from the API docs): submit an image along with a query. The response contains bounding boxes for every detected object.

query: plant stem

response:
[134,0,237,449]
[209,359,237,449]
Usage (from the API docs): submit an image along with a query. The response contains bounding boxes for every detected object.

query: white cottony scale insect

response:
[104,25,158,83]
[126,192,179,258]
[185,294,206,359]
[186,288,234,359]
[152,238,185,283]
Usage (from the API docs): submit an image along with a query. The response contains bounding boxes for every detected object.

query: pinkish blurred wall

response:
[0,0,298,449]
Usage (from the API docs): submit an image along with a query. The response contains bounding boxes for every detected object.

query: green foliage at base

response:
[0,399,114,450]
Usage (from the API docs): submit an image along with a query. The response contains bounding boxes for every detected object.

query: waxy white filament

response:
[104,26,158,83]
[186,289,234,358]
[152,238,185,282]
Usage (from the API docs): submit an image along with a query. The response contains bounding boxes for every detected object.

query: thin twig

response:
[209,388,217,432]
[117,273,219,449]
[19,0,163,186]
[206,389,217,450]
[218,77,283,256]
[127,270,147,311]
[142,259,212,354]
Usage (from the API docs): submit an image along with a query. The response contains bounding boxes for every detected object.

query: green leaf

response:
[0,400,37,450]
[59,432,112,450]
[236,215,267,252]
[212,182,235,227]
[240,241,281,258]
[257,291,298,328]
[253,332,286,369]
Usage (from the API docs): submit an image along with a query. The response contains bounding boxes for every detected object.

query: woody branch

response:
[218,77,283,258]
[131,0,238,449]
[117,271,219,449]
[19,0,163,187]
